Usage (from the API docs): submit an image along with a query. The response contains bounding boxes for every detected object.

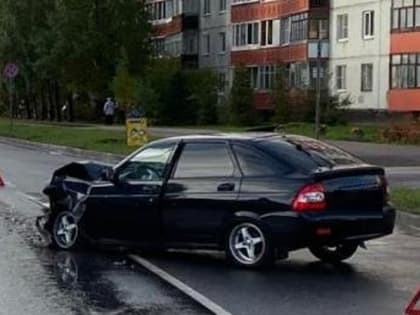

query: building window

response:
[363,11,375,38]
[219,32,226,52]
[233,23,259,47]
[361,64,373,91]
[290,13,308,42]
[336,65,347,90]
[337,14,349,41]
[202,34,210,55]
[248,66,275,90]
[289,63,309,88]
[219,0,227,12]
[261,20,273,46]
[391,53,420,88]
[280,17,290,45]
[309,18,329,39]
[147,1,167,21]
[392,0,420,30]
[203,0,210,15]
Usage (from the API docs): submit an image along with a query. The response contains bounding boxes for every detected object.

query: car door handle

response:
[217,183,235,192]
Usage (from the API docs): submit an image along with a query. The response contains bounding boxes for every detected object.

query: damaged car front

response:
[38,161,113,249]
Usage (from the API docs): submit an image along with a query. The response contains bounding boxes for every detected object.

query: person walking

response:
[103,97,116,125]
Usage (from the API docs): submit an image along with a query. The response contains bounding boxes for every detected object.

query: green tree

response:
[272,64,291,124]
[112,50,140,108]
[186,68,219,125]
[229,65,256,126]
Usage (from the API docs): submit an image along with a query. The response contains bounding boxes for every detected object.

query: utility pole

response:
[315,39,322,139]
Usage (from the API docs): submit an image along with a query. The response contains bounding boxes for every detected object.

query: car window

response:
[174,143,234,178]
[118,144,175,182]
[233,144,290,176]
[257,136,361,174]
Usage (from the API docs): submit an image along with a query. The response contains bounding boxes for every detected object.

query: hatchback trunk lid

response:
[312,166,386,212]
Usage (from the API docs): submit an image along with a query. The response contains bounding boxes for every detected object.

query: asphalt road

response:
[0,141,419,315]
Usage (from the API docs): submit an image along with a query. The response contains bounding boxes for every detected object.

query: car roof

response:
[151,132,300,145]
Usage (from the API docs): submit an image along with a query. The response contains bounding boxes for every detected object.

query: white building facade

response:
[330,0,392,110]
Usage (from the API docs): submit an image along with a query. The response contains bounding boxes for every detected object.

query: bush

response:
[380,123,420,144]
[229,65,256,126]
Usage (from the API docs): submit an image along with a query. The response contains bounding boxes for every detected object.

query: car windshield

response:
[256,136,362,173]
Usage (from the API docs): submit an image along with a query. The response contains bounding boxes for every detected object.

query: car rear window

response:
[256,136,362,173]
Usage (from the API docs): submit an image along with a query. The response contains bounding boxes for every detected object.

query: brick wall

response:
[231,0,309,23]
[231,44,307,65]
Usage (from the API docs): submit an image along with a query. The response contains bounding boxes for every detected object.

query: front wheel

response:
[309,243,359,263]
[226,222,274,268]
[51,211,80,250]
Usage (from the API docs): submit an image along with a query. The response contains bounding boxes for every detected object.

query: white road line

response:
[128,254,233,315]
[18,192,49,209]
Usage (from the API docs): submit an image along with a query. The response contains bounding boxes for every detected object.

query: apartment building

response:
[388,0,420,111]
[147,0,200,67]
[330,0,391,110]
[230,0,330,110]
[199,0,231,95]
[147,0,420,113]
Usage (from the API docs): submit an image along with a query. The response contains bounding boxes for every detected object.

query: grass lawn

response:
[391,187,420,215]
[282,122,381,143]
[0,118,150,155]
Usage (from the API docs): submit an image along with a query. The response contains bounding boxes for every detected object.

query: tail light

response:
[293,183,326,212]
[0,173,4,187]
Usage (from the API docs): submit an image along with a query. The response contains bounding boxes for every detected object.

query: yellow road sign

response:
[126,118,148,147]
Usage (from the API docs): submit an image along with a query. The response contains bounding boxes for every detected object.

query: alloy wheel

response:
[229,223,266,265]
[53,212,79,249]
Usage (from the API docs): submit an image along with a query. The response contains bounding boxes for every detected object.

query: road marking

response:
[4,181,16,188]
[18,192,49,209]
[128,254,232,315]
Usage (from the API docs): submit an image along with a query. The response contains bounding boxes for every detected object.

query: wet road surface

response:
[0,141,420,315]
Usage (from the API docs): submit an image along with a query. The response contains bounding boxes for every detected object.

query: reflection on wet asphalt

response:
[0,199,211,315]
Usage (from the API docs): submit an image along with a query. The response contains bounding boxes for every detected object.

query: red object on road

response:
[406,287,420,315]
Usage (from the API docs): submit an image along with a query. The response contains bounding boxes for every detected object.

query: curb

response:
[0,136,124,164]
[397,211,420,232]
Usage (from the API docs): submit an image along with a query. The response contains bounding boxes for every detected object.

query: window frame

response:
[391,0,420,32]
[361,63,374,92]
[336,65,347,91]
[171,141,238,179]
[232,143,292,177]
[390,53,420,89]
[362,10,375,39]
[337,14,349,41]
[116,143,177,183]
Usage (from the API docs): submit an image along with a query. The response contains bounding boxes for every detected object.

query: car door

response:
[84,143,176,243]
[161,141,241,244]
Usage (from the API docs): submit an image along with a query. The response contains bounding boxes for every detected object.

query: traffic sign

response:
[3,63,19,80]
[406,287,420,315]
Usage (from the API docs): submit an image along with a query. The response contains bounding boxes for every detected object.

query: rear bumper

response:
[267,206,396,251]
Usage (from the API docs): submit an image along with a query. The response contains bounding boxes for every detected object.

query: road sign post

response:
[3,63,20,132]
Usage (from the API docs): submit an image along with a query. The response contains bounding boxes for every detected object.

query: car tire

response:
[226,222,274,269]
[51,211,81,250]
[309,243,359,263]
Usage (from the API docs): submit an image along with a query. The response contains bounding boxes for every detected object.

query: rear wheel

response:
[51,211,80,250]
[309,243,358,263]
[226,222,274,268]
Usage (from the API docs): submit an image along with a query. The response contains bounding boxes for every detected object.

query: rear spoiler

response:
[311,165,385,181]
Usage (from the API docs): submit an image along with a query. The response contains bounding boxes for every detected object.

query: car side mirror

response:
[102,168,118,184]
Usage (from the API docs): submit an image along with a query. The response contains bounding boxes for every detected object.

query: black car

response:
[40,134,396,268]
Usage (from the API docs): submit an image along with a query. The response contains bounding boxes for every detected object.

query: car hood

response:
[43,161,113,199]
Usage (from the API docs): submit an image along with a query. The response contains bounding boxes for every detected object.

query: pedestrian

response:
[103,97,116,125]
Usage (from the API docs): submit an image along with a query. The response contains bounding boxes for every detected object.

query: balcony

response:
[310,0,329,8]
